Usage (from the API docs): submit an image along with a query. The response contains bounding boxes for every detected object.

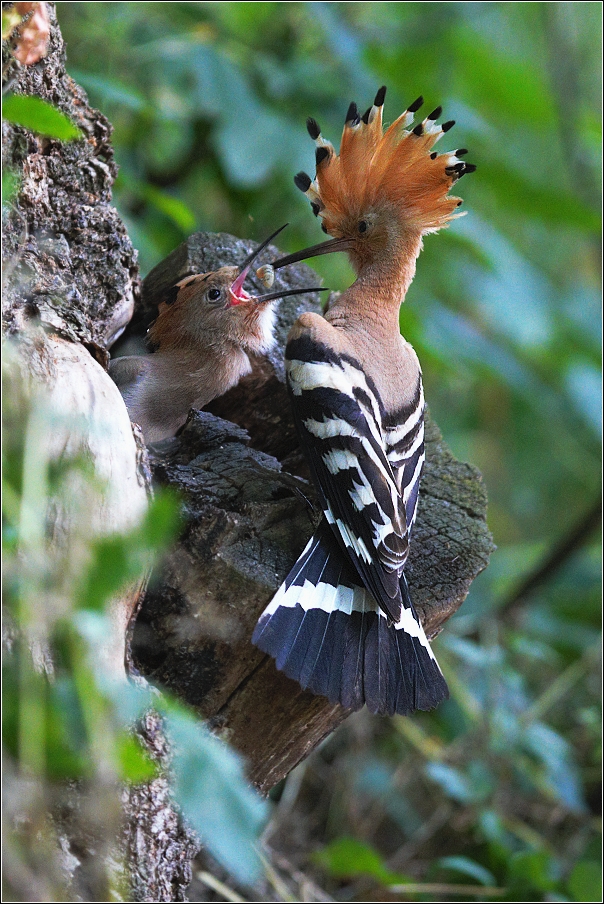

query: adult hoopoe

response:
[252,87,475,716]
[109,225,326,443]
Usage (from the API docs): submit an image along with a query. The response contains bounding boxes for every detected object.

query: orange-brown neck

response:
[326,232,422,340]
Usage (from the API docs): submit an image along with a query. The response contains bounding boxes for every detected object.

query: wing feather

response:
[286,334,424,623]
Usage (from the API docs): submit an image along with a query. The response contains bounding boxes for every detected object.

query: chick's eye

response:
[358,220,368,234]
[208,287,221,301]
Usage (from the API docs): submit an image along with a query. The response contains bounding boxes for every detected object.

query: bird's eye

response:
[208,287,221,301]
[358,220,368,234]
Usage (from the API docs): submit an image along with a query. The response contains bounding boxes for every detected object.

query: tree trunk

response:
[2,5,494,899]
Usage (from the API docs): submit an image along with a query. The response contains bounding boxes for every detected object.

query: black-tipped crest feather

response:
[374,85,387,107]
[307,117,321,140]
[294,171,312,192]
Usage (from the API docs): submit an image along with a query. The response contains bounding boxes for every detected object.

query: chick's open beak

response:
[250,286,330,305]
[228,223,328,306]
[229,224,289,304]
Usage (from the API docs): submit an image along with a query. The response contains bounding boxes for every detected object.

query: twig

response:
[521,646,599,725]
[500,497,601,618]
[268,849,335,903]
[196,870,247,903]
[389,882,506,897]
[258,851,298,903]
[387,803,453,871]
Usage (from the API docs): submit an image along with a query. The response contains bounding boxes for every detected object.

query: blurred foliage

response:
[3,1,601,901]
[2,341,268,898]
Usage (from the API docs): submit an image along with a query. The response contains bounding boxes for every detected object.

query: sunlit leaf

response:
[116,732,157,783]
[314,837,404,885]
[568,861,602,903]
[142,184,196,233]
[137,491,181,548]
[507,850,557,894]
[3,94,83,141]
[2,169,20,210]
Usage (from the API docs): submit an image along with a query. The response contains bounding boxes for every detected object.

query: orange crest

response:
[295,88,475,237]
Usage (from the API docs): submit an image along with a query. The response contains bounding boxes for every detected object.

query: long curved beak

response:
[251,286,329,305]
[230,223,289,297]
[268,236,353,271]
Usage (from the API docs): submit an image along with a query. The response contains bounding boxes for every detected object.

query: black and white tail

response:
[252,519,448,716]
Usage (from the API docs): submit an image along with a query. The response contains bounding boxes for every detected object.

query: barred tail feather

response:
[396,573,449,713]
[252,522,448,716]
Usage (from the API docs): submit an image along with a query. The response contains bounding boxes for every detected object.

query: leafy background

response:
[5,2,601,902]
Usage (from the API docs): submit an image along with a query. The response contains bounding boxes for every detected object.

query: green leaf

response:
[165,708,268,886]
[214,103,286,187]
[46,677,89,780]
[313,837,403,885]
[68,69,149,113]
[2,7,21,41]
[116,732,157,783]
[565,362,602,436]
[137,491,181,549]
[568,861,602,903]
[75,491,180,613]
[141,184,196,233]
[451,26,557,127]
[116,173,196,233]
[523,722,586,813]
[508,850,557,894]
[437,855,496,887]
[76,535,136,612]
[3,95,83,141]
[478,160,600,233]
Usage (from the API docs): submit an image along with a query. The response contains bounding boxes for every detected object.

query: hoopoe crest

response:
[287,87,474,274]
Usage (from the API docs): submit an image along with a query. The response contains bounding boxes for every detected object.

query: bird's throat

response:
[328,233,422,339]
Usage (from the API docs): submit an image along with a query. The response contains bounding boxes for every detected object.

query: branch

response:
[500,497,601,618]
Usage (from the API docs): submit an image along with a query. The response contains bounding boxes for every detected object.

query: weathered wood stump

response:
[129,234,495,794]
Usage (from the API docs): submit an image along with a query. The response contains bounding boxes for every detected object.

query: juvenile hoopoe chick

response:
[110,226,326,443]
[253,88,475,716]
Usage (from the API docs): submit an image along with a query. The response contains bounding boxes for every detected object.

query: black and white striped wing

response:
[285,335,414,623]
[384,378,426,540]
[252,334,448,715]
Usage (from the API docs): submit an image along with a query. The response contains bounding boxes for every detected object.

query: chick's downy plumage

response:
[110,228,326,443]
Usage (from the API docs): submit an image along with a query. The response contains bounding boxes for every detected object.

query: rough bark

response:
[2,4,138,356]
[2,5,197,901]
